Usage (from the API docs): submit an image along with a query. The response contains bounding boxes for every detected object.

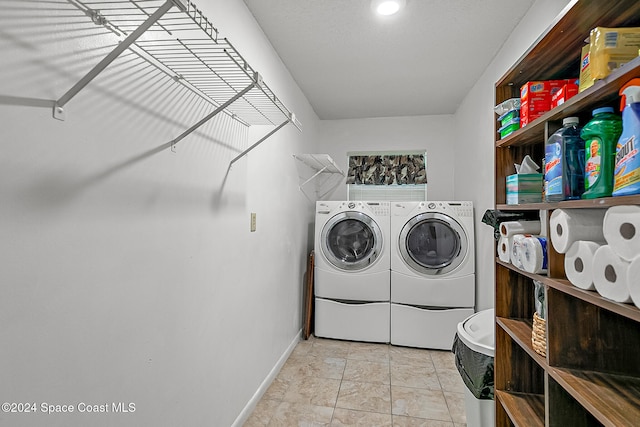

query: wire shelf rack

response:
[57,0,300,148]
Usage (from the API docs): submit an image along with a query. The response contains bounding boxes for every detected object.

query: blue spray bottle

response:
[613,78,640,196]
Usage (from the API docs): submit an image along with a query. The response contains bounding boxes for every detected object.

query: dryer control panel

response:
[365,201,390,216]
[447,201,473,218]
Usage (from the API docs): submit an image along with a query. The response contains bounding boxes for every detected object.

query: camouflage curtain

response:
[346,154,426,185]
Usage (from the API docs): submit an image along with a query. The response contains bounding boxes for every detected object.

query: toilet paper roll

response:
[521,236,548,274]
[500,220,541,237]
[498,235,511,263]
[627,256,640,309]
[549,209,606,254]
[603,205,640,261]
[510,234,527,270]
[564,240,602,290]
[592,245,632,303]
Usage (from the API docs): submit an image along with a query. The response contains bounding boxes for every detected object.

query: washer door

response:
[321,211,384,271]
[399,212,467,275]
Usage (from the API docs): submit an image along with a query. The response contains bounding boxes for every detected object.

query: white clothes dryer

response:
[391,201,475,306]
[314,201,391,343]
[390,201,475,349]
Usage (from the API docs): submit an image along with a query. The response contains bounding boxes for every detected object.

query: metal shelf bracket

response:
[171,74,259,150]
[293,154,345,202]
[52,0,180,120]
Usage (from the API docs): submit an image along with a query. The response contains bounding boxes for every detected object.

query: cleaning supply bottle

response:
[544,117,585,201]
[613,78,640,196]
[581,107,622,199]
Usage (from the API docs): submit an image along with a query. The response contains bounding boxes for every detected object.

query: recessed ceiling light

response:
[372,0,406,16]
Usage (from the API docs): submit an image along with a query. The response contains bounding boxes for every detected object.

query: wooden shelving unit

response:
[493,1,640,425]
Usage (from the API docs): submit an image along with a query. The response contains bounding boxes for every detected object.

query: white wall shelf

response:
[21,0,301,161]
[293,154,345,202]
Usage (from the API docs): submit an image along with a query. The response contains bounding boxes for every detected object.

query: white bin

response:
[454,308,495,427]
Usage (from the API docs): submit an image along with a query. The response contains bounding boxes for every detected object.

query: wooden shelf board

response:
[496,259,547,282]
[496,390,545,427]
[549,368,640,426]
[496,194,640,211]
[496,317,548,369]
[496,260,640,323]
[543,279,640,323]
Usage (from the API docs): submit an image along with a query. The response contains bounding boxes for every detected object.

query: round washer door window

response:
[321,211,384,271]
[399,212,467,275]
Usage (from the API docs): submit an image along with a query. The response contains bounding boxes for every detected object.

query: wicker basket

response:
[532,312,547,357]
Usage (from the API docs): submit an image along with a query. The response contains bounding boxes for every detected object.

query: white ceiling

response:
[243,0,536,120]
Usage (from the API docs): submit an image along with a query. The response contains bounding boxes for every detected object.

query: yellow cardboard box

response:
[579,44,595,93]
[590,27,640,80]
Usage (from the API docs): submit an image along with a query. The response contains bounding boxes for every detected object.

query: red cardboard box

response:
[520,79,576,126]
[551,83,579,109]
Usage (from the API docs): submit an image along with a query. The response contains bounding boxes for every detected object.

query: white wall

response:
[318,115,456,201]
[0,1,318,426]
[453,0,573,310]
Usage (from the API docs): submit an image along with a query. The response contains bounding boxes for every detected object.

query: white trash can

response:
[452,308,495,427]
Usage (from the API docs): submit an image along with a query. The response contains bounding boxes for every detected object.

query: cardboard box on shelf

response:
[520,80,575,126]
[551,82,579,108]
[579,44,595,93]
[590,27,640,80]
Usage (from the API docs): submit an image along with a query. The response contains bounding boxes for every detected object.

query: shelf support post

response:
[53,0,183,120]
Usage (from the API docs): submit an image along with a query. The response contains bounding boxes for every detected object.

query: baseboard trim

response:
[231,329,302,427]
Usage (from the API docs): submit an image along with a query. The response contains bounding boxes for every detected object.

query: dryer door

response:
[399,212,468,275]
[321,211,384,271]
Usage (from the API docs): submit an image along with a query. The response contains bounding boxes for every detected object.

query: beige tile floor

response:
[244,335,467,427]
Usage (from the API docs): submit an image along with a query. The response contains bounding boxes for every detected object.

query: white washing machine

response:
[314,201,391,343]
[390,201,475,349]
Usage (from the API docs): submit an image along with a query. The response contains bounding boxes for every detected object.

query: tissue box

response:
[506,174,543,204]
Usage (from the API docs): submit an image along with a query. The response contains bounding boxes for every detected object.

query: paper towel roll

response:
[564,240,602,290]
[498,236,511,263]
[549,209,606,254]
[603,205,640,261]
[521,236,548,274]
[627,256,640,309]
[592,245,632,303]
[500,220,541,237]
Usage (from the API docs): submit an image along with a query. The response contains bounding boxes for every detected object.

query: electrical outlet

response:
[250,212,256,232]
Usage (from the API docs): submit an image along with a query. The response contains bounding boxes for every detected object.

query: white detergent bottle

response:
[613,78,640,196]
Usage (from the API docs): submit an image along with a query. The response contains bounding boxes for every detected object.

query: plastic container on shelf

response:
[613,78,640,196]
[544,117,585,201]
[494,98,521,116]
[581,107,623,199]
[453,309,495,427]
[498,118,520,139]
[498,109,520,126]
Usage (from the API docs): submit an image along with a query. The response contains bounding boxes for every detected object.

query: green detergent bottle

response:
[581,107,622,199]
